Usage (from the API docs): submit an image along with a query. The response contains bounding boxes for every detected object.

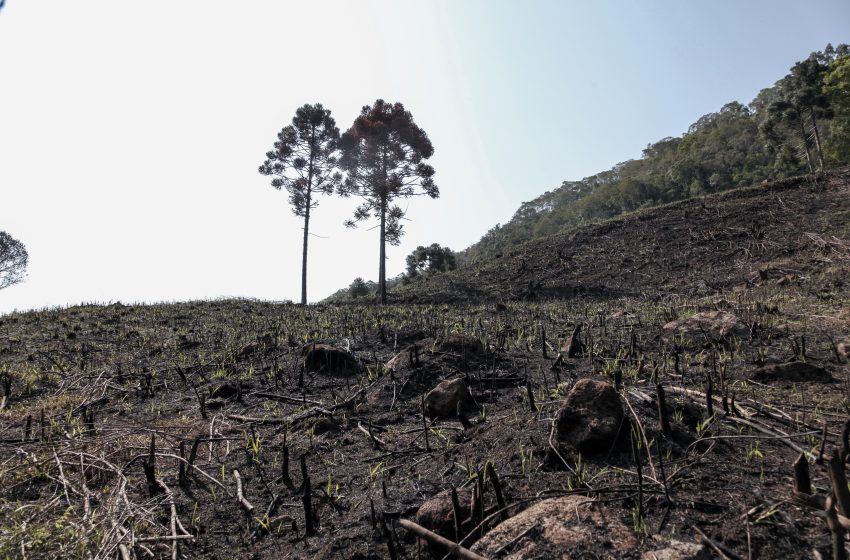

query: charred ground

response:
[1,170,849,559]
[395,168,850,303]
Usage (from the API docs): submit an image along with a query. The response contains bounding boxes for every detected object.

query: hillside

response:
[3,253,850,558]
[2,170,849,559]
[462,44,850,263]
[395,168,850,303]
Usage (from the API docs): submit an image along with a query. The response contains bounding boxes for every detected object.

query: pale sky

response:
[1,1,848,313]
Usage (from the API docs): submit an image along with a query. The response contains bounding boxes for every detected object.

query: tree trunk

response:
[301,192,310,306]
[810,108,825,171]
[301,126,316,306]
[379,199,387,305]
[798,112,815,174]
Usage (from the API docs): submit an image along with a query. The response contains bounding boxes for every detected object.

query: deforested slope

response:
[396,168,850,302]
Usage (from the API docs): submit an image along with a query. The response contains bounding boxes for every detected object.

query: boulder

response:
[424,378,469,418]
[385,339,434,372]
[641,540,710,560]
[301,343,358,376]
[471,495,637,559]
[749,361,832,383]
[551,379,623,454]
[662,311,749,347]
[415,488,472,542]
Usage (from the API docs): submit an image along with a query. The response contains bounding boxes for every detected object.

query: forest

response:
[462,44,850,263]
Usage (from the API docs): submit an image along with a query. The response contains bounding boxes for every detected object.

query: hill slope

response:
[461,45,850,263]
[396,168,850,302]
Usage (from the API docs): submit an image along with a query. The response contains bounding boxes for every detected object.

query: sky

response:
[1,0,848,313]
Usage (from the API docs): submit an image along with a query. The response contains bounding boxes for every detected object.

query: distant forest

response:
[462,44,850,263]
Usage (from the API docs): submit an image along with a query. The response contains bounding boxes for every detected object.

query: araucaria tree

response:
[338,100,438,304]
[259,103,340,305]
[0,231,28,290]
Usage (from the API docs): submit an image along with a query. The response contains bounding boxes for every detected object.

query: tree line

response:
[258,100,439,305]
[464,43,850,263]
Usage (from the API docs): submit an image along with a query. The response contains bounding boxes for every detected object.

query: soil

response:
[1,169,850,559]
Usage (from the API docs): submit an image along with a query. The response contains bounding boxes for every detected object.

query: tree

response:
[788,56,831,170]
[338,100,438,304]
[405,244,456,278]
[761,56,831,173]
[0,232,28,290]
[348,277,370,298]
[824,55,850,165]
[259,103,340,305]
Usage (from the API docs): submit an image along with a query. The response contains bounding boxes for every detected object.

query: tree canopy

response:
[405,244,457,278]
[338,100,438,303]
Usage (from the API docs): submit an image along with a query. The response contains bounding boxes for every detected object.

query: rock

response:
[662,311,749,347]
[749,362,832,383]
[471,495,637,559]
[301,343,358,376]
[415,488,472,542]
[641,539,710,560]
[385,339,434,372]
[435,334,483,359]
[424,378,469,418]
[551,379,623,454]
